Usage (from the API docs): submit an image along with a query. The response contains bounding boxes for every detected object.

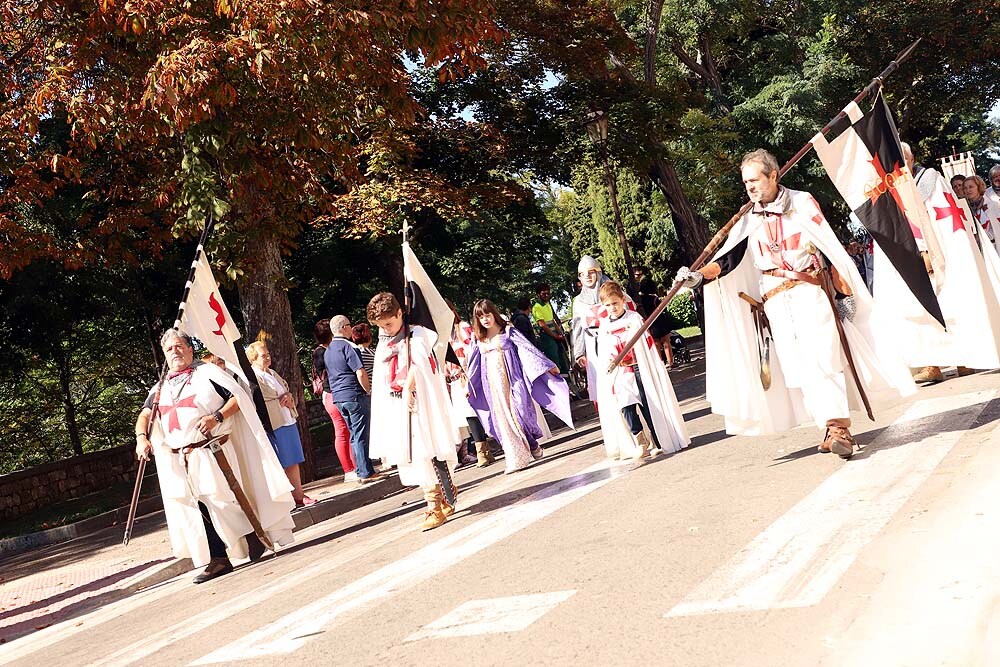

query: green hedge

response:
[666,291,697,328]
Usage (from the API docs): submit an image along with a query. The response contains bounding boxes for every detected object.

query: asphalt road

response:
[3,369,1000,667]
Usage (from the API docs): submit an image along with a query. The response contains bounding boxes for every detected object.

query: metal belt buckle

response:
[206,434,228,453]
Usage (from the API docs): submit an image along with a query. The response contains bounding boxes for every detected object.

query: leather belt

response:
[762,279,807,303]
[763,268,820,285]
[172,434,230,462]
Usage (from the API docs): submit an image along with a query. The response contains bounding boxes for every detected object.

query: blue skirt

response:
[270,424,305,468]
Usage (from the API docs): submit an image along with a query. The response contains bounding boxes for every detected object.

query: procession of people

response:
[134,144,1000,587]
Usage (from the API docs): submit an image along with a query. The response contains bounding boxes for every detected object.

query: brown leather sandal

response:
[827,426,855,460]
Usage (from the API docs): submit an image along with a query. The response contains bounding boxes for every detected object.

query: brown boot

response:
[956,366,976,377]
[475,441,494,467]
[421,485,447,531]
[912,366,944,384]
[825,426,856,460]
[636,431,652,459]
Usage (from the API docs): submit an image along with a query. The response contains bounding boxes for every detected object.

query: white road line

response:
[0,434,603,667]
[191,459,629,664]
[666,390,999,618]
[404,590,577,642]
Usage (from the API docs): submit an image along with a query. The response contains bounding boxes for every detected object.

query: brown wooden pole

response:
[606,38,922,372]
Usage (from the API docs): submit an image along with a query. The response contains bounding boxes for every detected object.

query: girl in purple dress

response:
[467,299,574,473]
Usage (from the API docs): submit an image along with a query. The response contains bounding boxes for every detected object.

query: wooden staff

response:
[606,38,922,372]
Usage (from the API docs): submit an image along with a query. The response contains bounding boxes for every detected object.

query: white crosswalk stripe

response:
[404,591,578,642]
[666,390,999,618]
[191,459,629,664]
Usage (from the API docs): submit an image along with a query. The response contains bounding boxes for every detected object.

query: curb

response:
[119,474,409,591]
[0,495,164,559]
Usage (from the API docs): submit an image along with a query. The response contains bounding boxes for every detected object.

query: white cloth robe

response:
[703,188,916,436]
[370,326,459,488]
[596,309,690,456]
[870,170,1000,369]
[148,362,295,567]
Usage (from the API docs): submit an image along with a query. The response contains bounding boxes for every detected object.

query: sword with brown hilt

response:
[737,292,772,390]
[806,243,875,422]
[202,436,274,551]
[123,360,168,547]
[605,38,923,373]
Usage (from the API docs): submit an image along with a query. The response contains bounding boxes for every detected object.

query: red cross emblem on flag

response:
[208,292,227,337]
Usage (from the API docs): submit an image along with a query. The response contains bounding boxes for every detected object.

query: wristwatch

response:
[212,410,224,423]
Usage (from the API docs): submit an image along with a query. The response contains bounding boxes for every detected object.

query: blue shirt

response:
[324,337,365,402]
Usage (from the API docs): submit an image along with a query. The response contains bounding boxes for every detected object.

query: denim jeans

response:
[334,395,376,479]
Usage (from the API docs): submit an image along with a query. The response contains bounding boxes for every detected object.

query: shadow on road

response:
[770,395,1000,466]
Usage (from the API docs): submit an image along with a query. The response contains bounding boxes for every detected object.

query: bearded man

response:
[134,330,296,583]
[675,149,915,459]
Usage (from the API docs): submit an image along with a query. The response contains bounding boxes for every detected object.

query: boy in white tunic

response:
[367,292,459,531]
[597,281,690,459]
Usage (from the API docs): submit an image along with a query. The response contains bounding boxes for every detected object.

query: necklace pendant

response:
[769,241,781,252]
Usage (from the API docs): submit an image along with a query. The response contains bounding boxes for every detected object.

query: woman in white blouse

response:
[247,341,315,508]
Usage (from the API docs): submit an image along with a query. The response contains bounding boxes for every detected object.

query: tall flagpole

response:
[123,216,217,546]
[402,218,414,464]
[606,38,922,372]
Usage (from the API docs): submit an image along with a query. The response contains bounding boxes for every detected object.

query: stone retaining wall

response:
[0,446,139,522]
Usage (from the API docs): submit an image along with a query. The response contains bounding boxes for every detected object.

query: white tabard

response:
[597,309,690,456]
[370,326,458,488]
[703,187,916,435]
[148,362,295,567]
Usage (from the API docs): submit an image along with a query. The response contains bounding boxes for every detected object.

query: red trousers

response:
[322,391,356,473]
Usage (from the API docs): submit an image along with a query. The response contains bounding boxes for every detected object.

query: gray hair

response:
[330,315,350,332]
[741,149,779,175]
[160,329,193,350]
[989,165,1000,180]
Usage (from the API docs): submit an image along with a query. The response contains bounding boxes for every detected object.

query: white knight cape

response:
[149,362,295,567]
[703,188,915,436]
[597,309,690,458]
[370,325,459,487]
[870,169,1000,369]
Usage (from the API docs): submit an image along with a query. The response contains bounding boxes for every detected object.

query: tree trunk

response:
[610,52,711,266]
[650,158,710,264]
[236,236,316,482]
[56,342,84,456]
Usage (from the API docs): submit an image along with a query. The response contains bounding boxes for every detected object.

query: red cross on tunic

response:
[933,192,967,233]
[160,395,198,433]
[609,326,637,369]
[757,232,802,268]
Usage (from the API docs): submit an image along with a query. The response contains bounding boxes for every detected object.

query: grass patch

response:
[0,478,159,538]
[676,326,702,338]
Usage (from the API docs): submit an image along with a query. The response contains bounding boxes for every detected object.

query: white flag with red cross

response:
[176,247,245,377]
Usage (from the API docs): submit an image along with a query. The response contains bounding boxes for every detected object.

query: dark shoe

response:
[246,533,267,562]
[193,558,233,584]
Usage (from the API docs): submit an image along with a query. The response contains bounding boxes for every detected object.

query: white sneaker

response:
[343,471,359,483]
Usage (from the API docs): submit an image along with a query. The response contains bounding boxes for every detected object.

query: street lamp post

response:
[583,110,639,302]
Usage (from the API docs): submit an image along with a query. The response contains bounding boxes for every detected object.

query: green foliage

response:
[666,291,698,328]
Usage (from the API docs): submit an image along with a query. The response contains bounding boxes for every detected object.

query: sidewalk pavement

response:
[0,398,599,644]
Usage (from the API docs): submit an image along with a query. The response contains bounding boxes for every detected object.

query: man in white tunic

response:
[676,149,914,459]
[135,330,295,583]
[571,255,609,402]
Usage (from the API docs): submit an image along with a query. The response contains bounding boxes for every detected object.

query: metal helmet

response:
[577,255,601,275]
